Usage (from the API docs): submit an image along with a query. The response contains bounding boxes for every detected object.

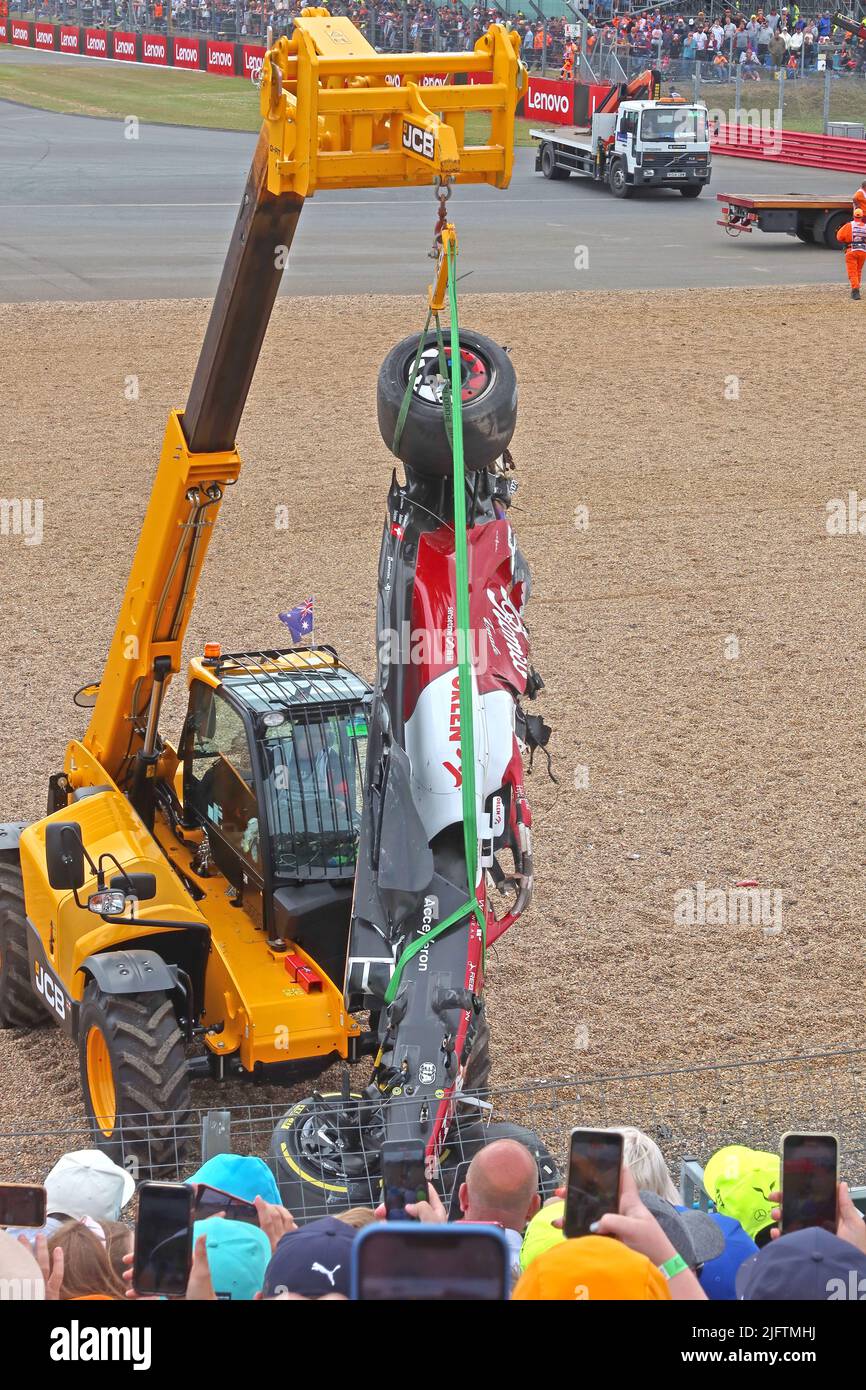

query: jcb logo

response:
[402,120,435,163]
[34,961,67,1021]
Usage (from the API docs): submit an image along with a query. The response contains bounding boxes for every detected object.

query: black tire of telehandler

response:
[78,981,191,1178]
[608,159,632,199]
[377,328,518,479]
[0,859,47,1029]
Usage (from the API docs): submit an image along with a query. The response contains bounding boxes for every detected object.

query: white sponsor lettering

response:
[13,23,29,40]
[176,45,197,62]
[115,38,135,56]
[35,28,53,44]
[86,34,107,53]
[60,31,79,49]
[211,48,234,68]
[144,38,166,58]
[527,88,569,115]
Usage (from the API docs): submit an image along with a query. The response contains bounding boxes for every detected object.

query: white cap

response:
[44,1149,135,1222]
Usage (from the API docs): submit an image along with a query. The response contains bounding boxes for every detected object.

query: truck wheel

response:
[608,159,631,199]
[540,144,569,180]
[79,981,190,1177]
[679,184,702,198]
[0,860,47,1029]
[377,329,517,479]
[818,209,849,249]
[795,219,815,243]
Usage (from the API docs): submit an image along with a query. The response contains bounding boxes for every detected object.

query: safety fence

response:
[712,119,866,171]
[1,1046,864,1223]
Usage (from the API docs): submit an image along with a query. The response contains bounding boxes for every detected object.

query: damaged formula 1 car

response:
[271,328,559,1214]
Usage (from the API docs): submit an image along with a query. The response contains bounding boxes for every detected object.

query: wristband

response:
[659,1252,689,1281]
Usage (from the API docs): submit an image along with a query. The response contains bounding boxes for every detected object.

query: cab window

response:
[184,683,261,877]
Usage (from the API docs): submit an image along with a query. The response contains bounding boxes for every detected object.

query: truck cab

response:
[599,99,711,196]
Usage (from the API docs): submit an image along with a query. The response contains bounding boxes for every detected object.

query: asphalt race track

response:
[0,66,852,302]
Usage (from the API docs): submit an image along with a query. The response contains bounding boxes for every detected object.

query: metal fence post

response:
[778,64,784,129]
[822,63,831,135]
[735,62,742,123]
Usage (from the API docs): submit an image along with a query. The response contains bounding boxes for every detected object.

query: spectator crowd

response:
[16,0,866,79]
[2,1124,865,1301]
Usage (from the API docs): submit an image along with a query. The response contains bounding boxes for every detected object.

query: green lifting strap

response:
[384,241,486,1008]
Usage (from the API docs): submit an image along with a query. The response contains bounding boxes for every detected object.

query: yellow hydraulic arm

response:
[75,12,526,823]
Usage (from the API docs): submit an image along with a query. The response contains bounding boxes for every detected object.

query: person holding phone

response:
[538,1166,707,1301]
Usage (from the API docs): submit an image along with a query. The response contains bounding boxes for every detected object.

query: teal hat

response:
[187,1154,281,1207]
[194,1218,271,1300]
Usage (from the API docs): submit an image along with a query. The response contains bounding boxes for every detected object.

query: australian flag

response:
[279,597,314,643]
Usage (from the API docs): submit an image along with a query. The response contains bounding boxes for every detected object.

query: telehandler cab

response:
[0,12,553,1202]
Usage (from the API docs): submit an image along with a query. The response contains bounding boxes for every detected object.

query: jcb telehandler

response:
[0,13,553,1202]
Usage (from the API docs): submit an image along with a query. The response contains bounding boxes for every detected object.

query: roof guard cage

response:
[259,9,528,197]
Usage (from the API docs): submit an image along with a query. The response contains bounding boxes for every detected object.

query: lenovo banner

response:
[523,76,574,126]
[206,39,235,75]
[11,19,30,44]
[112,30,137,61]
[172,35,200,70]
[59,25,80,53]
[33,23,55,50]
[241,43,265,81]
[83,28,108,57]
[0,19,7,42]
[141,32,167,65]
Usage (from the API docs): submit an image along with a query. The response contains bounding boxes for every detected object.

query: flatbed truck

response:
[717,193,854,247]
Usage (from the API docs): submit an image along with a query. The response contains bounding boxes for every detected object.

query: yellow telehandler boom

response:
[80,12,525,808]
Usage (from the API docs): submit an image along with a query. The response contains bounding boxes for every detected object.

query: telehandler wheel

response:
[377,328,517,479]
[0,859,48,1029]
[608,160,632,199]
[78,981,191,1177]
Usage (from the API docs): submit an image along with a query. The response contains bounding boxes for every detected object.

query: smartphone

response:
[0,1183,47,1228]
[447,1161,471,1223]
[133,1181,195,1297]
[781,1132,839,1236]
[563,1128,624,1239]
[352,1222,509,1300]
[381,1139,427,1222]
[190,1183,259,1225]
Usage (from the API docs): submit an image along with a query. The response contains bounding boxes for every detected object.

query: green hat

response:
[703,1146,779,1240]
[520,1199,565,1272]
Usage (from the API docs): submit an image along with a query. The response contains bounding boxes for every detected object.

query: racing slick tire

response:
[440,1119,561,1208]
[377,329,518,479]
[270,1091,382,1221]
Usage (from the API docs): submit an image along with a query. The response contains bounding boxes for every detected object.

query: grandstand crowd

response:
[2,1127,865,1300]
[16,0,866,76]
